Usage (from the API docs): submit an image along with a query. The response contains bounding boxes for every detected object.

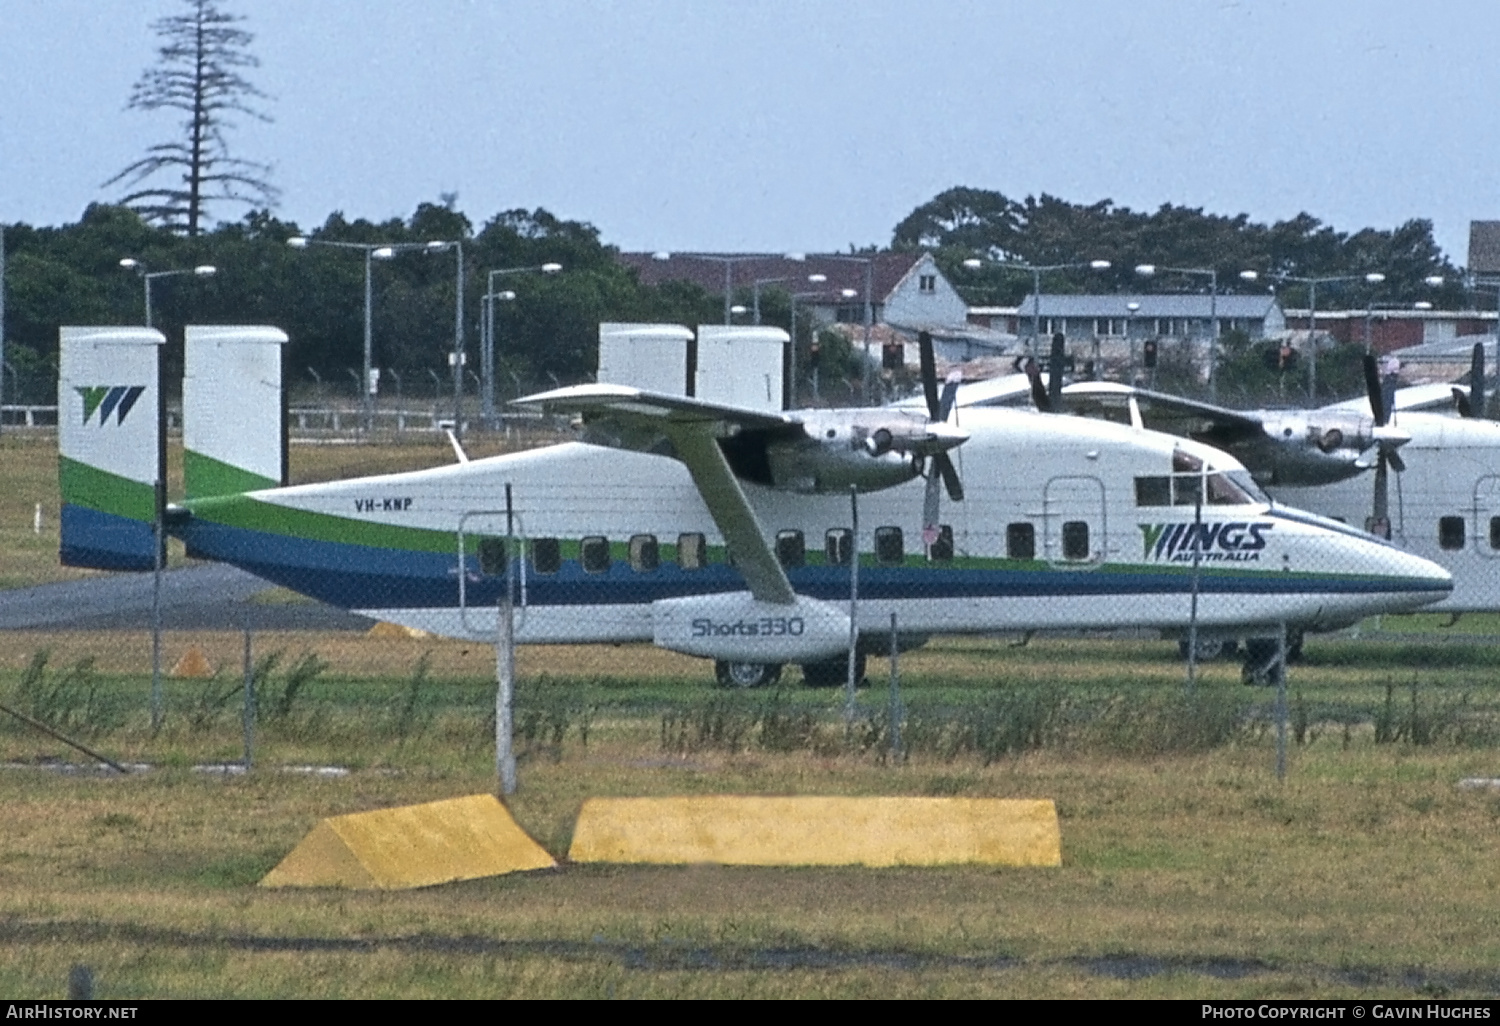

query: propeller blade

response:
[1472,341,1487,420]
[918,331,941,422]
[1372,456,1389,524]
[1048,333,1066,411]
[1387,448,1406,474]
[933,451,964,502]
[922,462,941,529]
[1024,359,1051,413]
[1454,386,1474,419]
[938,370,962,422]
[1363,354,1387,427]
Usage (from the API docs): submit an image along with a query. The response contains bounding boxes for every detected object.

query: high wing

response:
[516,384,798,605]
[1055,382,1267,447]
[1319,382,1464,416]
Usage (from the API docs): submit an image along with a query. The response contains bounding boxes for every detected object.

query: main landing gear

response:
[714,661,783,689]
[1240,628,1304,686]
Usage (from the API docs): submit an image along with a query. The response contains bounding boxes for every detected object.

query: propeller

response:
[1362,353,1408,537]
[1024,358,1050,412]
[1454,342,1486,419]
[1048,333,1067,411]
[916,332,964,550]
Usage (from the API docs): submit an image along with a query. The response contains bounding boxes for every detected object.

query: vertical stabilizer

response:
[58,326,166,570]
[695,326,788,411]
[183,325,289,499]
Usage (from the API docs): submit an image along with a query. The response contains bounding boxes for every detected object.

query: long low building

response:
[968,293,1286,342]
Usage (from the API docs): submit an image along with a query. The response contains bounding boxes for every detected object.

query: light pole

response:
[118,258,217,328]
[1239,270,1386,400]
[963,258,1112,358]
[482,263,562,426]
[1135,264,1219,398]
[752,277,791,325]
[789,273,828,405]
[818,255,879,399]
[653,252,784,325]
[288,236,412,432]
[375,241,467,441]
[1126,301,1141,382]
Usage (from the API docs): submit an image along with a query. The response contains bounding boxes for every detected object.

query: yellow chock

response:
[260,794,555,889]
[368,621,432,639]
[169,646,215,678]
[568,796,1061,868]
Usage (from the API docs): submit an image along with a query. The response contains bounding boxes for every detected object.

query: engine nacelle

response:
[651,592,851,663]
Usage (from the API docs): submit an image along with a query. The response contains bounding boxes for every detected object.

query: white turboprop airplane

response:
[57,325,1452,686]
[939,338,1500,616]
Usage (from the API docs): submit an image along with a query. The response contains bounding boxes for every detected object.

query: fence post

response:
[845,486,860,725]
[1275,620,1288,782]
[242,610,254,772]
[496,483,517,796]
[888,611,902,760]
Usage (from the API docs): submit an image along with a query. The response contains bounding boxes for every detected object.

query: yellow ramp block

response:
[569,796,1061,868]
[260,794,555,889]
[169,646,215,678]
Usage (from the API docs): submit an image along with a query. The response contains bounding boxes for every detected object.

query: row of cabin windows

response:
[1438,516,1500,551]
[1004,521,1091,561]
[521,526,957,575]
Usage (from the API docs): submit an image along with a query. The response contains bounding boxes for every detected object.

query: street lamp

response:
[787,273,829,404]
[374,240,468,442]
[965,258,1112,358]
[653,252,788,325]
[1136,263,1224,398]
[481,262,562,426]
[817,254,880,399]
[287,235,408,432]
[118,258,216,328]
[1239,269,1386,400]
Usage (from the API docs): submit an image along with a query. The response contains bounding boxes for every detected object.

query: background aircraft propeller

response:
[1454,342,1487,419]
[1362,353,1407,535]
[916,332,964,544]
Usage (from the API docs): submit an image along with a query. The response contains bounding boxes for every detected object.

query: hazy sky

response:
[3,1,1496,262]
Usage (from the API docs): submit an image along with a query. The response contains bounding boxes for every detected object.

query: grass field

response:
[3,632,1500,999]
[5,432,1500,998]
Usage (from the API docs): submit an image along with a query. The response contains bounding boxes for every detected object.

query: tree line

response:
[894,186,1465,310]
[0,187,1475,406]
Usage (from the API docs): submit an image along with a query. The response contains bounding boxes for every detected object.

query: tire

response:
[1241,638,1282,687]
[1177,638,1226,661]
[800,653,865,688]
[714,661,782,689]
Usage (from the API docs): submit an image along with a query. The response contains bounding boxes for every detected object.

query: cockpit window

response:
[1172,449,1204,474]
[1205,472,1258,506]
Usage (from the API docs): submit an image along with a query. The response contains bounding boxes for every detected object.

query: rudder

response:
[58,327,166,571]
[183,325,289,499]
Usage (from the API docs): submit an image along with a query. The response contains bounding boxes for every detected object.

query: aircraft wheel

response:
[715,661,782,689]
[1286,629,1305,664]
[1178,638,1228,661]
[800,654,865,688]
[1240,638,1283,687]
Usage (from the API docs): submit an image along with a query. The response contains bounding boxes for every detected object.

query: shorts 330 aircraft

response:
[57,325,1451,686]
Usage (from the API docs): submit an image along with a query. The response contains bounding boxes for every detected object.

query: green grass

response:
[2,633,1500,998]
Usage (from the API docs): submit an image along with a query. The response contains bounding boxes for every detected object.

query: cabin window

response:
[1062,520,1091,560]
[1491,517,1500,550]
[928,525,954,562]
[1171,474,1202,506]
[776,530,805,569]
[531,537,560,575]
[875,526,904,566]
[677,532,706,570]
[477,537,506,576]
[1135,476,1171,507]
[826,528,853,567]
[629,534,659,573]
[1439,516,1465,551]
[1007,522,1036,560]
[581,536,611,573]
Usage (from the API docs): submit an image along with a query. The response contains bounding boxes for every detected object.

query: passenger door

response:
[1043,476,1106,566]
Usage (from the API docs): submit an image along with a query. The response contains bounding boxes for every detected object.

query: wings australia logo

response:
[1140,521,1274,563]
[76,386,147,426]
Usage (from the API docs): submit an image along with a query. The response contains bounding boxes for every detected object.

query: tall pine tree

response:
[105,0,277,235]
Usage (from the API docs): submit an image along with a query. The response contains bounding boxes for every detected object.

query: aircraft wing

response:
[514,384,797,606]
[1319,383,1460,416]
[1058,382,1267,445]
[514,383,799,435]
